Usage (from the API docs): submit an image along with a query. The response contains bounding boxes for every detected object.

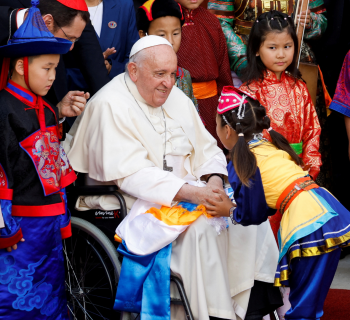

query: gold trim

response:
[325,229,350,248]
[274,278,282,287]
[274,241,350,286]
[288,245,337,261]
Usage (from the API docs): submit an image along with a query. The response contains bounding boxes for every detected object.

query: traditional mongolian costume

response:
[176,5,233,147]
[68,36,279,320]
[136,0,199,112]
[0,2,76,318]
[207,0,247,77]
[209,0,332,188]
[218,86,350,320]
[240,70,321,246]
[207,0,327,76]
[240,70,321,180]
[329,50,350,117]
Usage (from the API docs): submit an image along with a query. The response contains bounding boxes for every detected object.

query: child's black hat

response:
[137,0,185,32]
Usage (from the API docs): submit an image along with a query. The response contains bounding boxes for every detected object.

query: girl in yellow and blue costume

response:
[207,86,350,320]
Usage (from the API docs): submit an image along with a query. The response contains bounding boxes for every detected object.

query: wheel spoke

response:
[81,276,113,295]
[82,292,113,300]
[70,294,95,320]
[67,304,78,320]
[65,219,121,320]
[64,241,73,296]
[79,299,111,311]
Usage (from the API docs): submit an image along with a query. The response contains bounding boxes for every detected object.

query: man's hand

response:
[58,91,90,118]
[298,10,311,28]
[103,48,116,74]
[6,238,25,252]
[174,184,222,206]
[205,189,236,217]
[195,185,223,207]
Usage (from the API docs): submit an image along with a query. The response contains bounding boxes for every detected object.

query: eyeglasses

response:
[54,19,80,43]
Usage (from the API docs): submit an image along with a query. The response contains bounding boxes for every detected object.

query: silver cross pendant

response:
[163,158,173,172]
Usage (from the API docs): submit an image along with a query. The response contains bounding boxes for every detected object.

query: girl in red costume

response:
[240,11,321,181]
[239,11,321,243]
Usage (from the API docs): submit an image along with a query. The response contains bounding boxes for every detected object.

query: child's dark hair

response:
[241,10,301,85]
[218,95,303,186]
[136,0,185,33]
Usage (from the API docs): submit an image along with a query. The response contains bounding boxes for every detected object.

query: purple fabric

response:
[329,50,350,117]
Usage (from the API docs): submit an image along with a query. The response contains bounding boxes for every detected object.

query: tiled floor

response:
[331,254,350,290]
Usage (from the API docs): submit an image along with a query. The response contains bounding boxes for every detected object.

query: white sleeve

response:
[16,9,27,28]
[194,153,228,179]
[116,167,186,207]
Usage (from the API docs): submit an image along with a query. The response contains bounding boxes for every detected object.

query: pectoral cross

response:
[163,157,173,172]
[0,205,4,229]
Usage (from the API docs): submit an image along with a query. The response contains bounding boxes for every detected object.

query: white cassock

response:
[67,73,278,320]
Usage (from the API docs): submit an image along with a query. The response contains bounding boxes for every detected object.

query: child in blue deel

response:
[206,86,350,320]
[0,1,88,318]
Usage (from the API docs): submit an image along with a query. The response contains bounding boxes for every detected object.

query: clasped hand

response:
[205,189,236,217]
[194,178,236,217]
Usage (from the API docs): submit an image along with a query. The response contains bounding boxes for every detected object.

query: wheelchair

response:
[64,175,194,320]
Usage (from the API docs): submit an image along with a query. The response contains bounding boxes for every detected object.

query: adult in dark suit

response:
[0,0,110,111]
[94,0,139,78]
[66,0,138,90]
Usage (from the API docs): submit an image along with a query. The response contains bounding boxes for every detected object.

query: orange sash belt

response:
[192,80,218,100]
[276,177,319,214]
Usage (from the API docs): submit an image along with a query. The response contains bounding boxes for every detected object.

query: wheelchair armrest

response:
[70,185,119,196]
[67,185,128,220]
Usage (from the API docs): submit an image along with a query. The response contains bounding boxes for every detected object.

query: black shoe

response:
[340,246,350,259]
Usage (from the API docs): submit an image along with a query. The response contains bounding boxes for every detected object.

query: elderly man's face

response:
[129,45,178,108]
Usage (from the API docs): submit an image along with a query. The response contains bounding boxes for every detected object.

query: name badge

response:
[108,21,117,29]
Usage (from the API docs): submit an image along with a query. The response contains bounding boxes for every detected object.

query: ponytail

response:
[268,130,303,166]
[232,123,257,187]
[219,95,303,187]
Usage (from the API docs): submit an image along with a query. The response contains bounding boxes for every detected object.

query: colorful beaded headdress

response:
[217,86,254,119]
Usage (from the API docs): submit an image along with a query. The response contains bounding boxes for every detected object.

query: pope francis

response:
[67,36,279,320]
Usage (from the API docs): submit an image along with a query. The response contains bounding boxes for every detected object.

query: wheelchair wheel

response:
[64,217,130,320]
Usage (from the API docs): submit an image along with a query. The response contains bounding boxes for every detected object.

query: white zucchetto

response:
[129,35,173,58]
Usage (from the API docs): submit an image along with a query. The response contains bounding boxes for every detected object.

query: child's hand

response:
[205,189,236,217]
[103,48,116,74]
[6,238,25,252]
[58,91,90,118]
[103,47,116,60]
